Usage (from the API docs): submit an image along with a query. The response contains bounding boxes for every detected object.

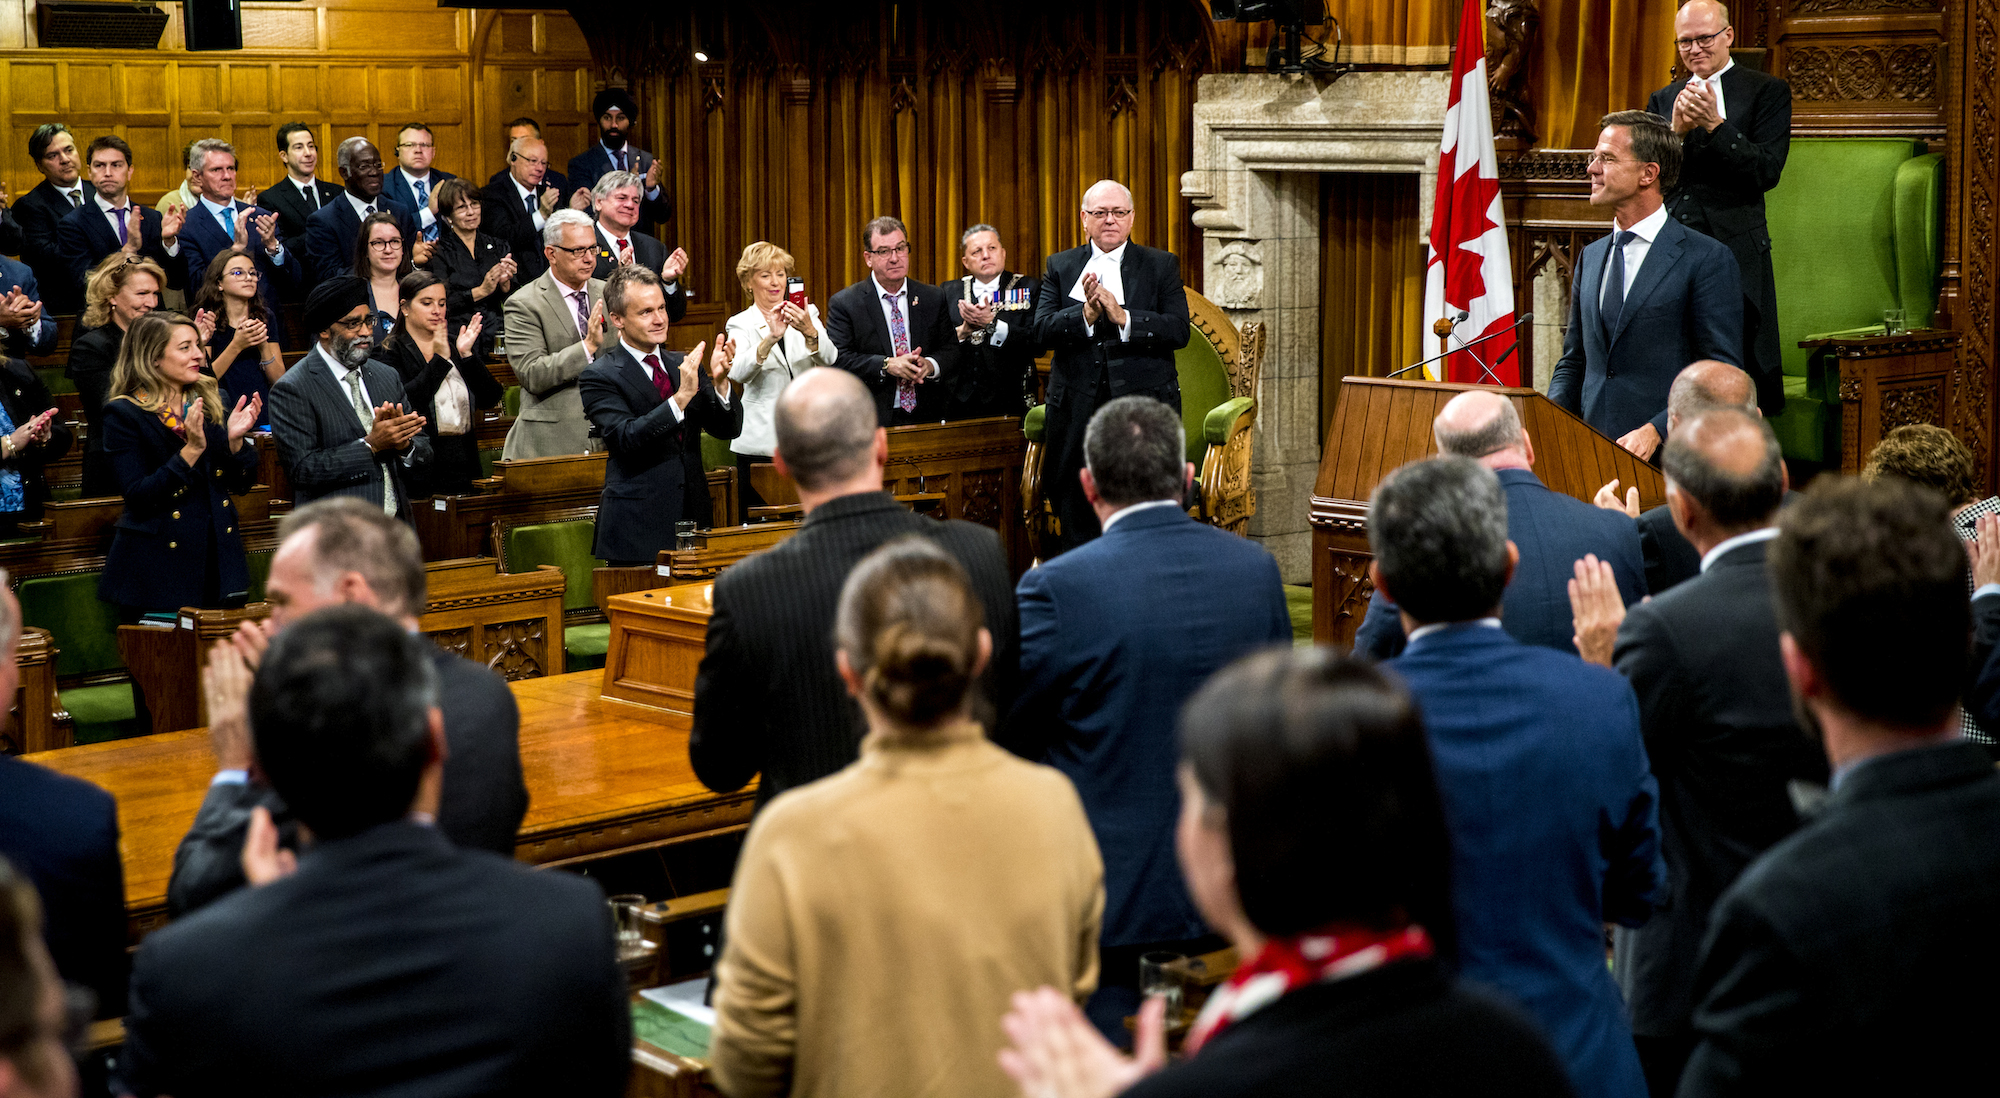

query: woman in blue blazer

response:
[97,311,263,620]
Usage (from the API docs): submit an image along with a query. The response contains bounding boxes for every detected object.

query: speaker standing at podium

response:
[1547,111,1742,463]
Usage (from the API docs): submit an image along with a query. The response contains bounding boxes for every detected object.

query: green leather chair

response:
[16,571,139,744]
[498,516,610,673]
[1765,138,1944,463]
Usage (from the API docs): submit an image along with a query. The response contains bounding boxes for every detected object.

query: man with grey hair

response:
[1376,455,1663,1098]
[827,214,956,426]
[302,135,417,284]
[1008,394,1288,1042]
[1353,388,1644,659]
[691,367,1016,805]
[942,223,1042,419]
[587,170,689,322]
[1031,179,1190,555]
[179,136,300,317]
[502,208,607,458]
[165,497,527,917]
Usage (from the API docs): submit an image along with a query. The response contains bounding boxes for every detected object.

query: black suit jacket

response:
[56,200,186,299]
[1636,489,1802,597]
[1680,741,2000,1095]
[128,822,626,1098]
[65,323,123,497]
[256,176,346,249]
[825,277,956,425]
[566,145,672,227]
[690,491,1019,805]
[166,646,529,916]
[1609,537,1828,1039]
[302,193,418,284]
[0,200,22,256]
[478,177,556,285]
[1648,65,1793,416]
[587,226,687,322]
[486,166,571,206]
[1122,960,1575,1098]
[942,270,1042,419]
[266,345,433,519]
[0,756,127,1017]
[0,357,75,522]
[421,229,516,334]
[12,178,94,313]
[373,333,505,497]
[577,343,743,562]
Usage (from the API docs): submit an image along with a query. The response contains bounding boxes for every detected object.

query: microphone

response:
[1490,311,1536,375]
[1389,313,1533,380]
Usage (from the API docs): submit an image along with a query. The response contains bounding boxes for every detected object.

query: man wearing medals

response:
[943,224,1042,420]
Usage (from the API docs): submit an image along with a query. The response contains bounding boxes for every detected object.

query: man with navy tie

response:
[380,122,457,244]
[54,135,186,299]
[180,138,302,318]
[10,123,93,314]
[565,89,672,231]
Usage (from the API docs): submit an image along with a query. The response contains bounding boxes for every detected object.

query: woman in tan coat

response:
[709,537,1103,1098]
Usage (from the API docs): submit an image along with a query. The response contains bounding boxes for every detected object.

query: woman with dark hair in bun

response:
[708,536,1103,1098]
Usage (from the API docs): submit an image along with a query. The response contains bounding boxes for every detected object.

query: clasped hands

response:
[0,288,42,332]
[884,346,930,383]
[1672,80,1722,135]
[958,299,998,341]
[365,400,427,453]
[1080,273,1127,329]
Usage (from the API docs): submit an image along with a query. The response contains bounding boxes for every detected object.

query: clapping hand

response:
[242,806,297,887]
[249,210,280,256]
[1567,554,1630,667]
[1081,273,1103,326]
[231,317,269,351]
[582,300,607,357]
[225,394,262,447]
[479,255,517,295]
[674,345,703,409]
[178,397,208,462]
[456,313,483,360]
[239,183,259,209]
[663,247,689,282]
[1593,478,1640,518]
[193,308,218,345]
[231,207,253,250]
[159,201,186,245]
[537,185,561,216]
[645,157,664,192]
[203,634,256,771]
[0,289,41,331]
[708,333,736,388]
[1088,279,1127,328]
[364,401,426,453]
[1677,81,1722,134]
[6,408,55,456]
[412,238,435,266]
[567,187,593,212]
[998,987,1166,1098]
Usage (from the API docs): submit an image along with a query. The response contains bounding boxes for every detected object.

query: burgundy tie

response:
[617,238,632,264]
[645,353,674,401]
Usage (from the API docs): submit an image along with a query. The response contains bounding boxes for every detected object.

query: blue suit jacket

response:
[1355,467,1646,659]
[378,167,458,232]
[1547,217,1743,441]
[302,193,418,284]
[566,145,672,226]
[0,755,127,1015]
[1008,505,1292,948]
[1386,625,1663,1098]
[178,198,304,321]
[55,200,186,296]
[0,254,58,357]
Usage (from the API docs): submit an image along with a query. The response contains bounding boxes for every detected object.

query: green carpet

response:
[1284,584,1313,647]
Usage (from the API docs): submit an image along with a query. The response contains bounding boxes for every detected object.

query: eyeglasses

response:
[397,140,435,150]
[368,238,405,250]
[1083,208,1133,221]
[1674,27,1729,50]
[867,243,912,257]
[549,243,597,259]
[1585,153,1631,168]
[512,155,548,168]
[224,268,259,280]
[331,315,372,332]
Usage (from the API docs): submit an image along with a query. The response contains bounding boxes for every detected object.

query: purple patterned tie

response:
[572,290,591,338]
[885,292,916,412]
[112,207,129,246]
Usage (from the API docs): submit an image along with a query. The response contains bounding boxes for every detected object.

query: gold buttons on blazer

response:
[168,541,178,549]
[225,525,233,533]
[222,498,232,508]
[171,510,181,520]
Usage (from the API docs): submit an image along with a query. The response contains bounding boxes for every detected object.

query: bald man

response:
[1574,407,1828,1098]
[688,368,1018,807]
[1647,0,1792,416]
[1352,389,1644,659]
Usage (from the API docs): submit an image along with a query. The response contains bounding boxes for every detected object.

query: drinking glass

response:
[1139,951,1186,1024]
[1884,307,1908,335]
[608,894,654,962]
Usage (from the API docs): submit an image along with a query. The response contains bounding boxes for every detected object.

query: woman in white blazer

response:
[725,241,837,518]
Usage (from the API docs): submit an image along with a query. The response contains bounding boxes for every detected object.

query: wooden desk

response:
[601,585,713,715]
[1796,330,1973,478]
[23,671,756,941]
[7,627,66,754]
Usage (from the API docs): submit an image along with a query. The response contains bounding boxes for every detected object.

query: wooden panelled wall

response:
[564,1,1214,314]
[0,1,592,205]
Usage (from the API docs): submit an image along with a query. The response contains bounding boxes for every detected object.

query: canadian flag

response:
[1423,0,1518,384]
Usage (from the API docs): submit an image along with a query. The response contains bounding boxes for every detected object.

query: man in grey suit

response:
[503,209,606,459]
[166,498,528,916]
[268,277,431,519]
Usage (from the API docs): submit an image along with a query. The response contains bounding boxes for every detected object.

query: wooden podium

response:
[1310,378,1666,648]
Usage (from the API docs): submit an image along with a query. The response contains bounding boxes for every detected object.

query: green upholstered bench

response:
[15,571,139,744]
[1766,139,1944,464]
[498,514,610,674]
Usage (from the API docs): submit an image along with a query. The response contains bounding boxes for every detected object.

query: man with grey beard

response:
[268,275,431,519]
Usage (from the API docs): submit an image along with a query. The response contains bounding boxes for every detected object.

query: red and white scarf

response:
[1183,923,1435,1055]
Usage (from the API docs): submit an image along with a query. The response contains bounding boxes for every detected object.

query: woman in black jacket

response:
[96,312,262,620]
[0,358,73,533]
[372,270,501,497]
[68,254,167,497]
[421,178,517,354]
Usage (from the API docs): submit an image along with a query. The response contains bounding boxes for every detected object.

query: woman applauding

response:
[193,248,285,421]
[373,270,502,497]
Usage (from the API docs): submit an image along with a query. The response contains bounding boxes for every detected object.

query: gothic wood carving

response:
[1485,0,1541,141]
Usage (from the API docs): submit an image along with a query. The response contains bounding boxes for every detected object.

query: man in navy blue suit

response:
[54,135,187,299]
[1353,389,1645,658]
[9,122,93,314]
[380,122,457,244]
[1548,110,1742,461]
[0,576,128,1018]
[303,137,418,285]
[1375,455,1663,1098]
[1007,395,1291,1043]
[0,254,59,358]
[566,89,672,231]
[179,138,302,319]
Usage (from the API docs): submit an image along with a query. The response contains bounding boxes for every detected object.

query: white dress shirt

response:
[198,196,284,264]
[1099,497,1181,534]
[399,168,438,229]
[95,193,178,256]
[1699,525,1779,573]
[288,175,324,210]
[511,177,548,233]
[871,276,939,377]
[1067,242,1133,341]
[1685,58,1733,122]
[322,348,417,467]
[596,224,680,295]
[620,338,733,423]
[54,183,86,210]
[968,274,1012,347]
[1600,202,1672,308]
[344,191,385,220]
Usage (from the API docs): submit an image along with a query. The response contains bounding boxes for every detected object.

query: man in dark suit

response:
[579,266,742,566]
[10,123,92,314]
[1375,456,1662,1098]
[587,170,688,322]
[1031,179,1190,555]
[381,121,456,244]
[0,579,128,1018]
[55,135,187,300]
[1647,0,1791,417]
[1569,407,1828,1098]
[165,499,529,916]
[257,121,346,250]
[124,606,626,1097]
[1680,477,2000,1094]
[303,137,418,285]
[267,277,432,520]
[1548,111,1743,461]
[690,367,1018,806]
[1007,395,1291,1041]
[826,215,956,426]
[178,138,302,319]
[0,254,58,358]
[486,116,574,207]
[943,223,1042,420]
[566,89,672,230]
[481,136,564,286]
[1354,389,1645,658]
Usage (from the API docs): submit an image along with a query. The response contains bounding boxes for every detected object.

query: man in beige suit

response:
[502,208,607,459]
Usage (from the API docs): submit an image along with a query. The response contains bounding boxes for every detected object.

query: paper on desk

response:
[641,977,717,1028]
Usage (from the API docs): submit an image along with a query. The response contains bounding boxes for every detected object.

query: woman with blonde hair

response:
[96,311,262,620]
[69,254,166,496]
[723,241,836,519]
[709,536,1102,1098]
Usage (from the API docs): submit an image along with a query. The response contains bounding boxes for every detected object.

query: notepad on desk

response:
[635,978,715,1059]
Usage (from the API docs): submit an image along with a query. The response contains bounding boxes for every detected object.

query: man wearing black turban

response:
[267,275,432,519]
[567,87,673,231]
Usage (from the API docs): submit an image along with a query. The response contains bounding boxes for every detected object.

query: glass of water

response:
[1139,951,1186,1025]
[608,894,653,962]
[1884,307,1908,335]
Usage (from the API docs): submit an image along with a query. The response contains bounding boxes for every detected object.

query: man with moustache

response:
[567,89,672,231]
[10,123,93,314]
[826,216,955,426]
[943,224,1043,420]
[587,171,688,323]
[259,122,346,246]
[303,138,418,285]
